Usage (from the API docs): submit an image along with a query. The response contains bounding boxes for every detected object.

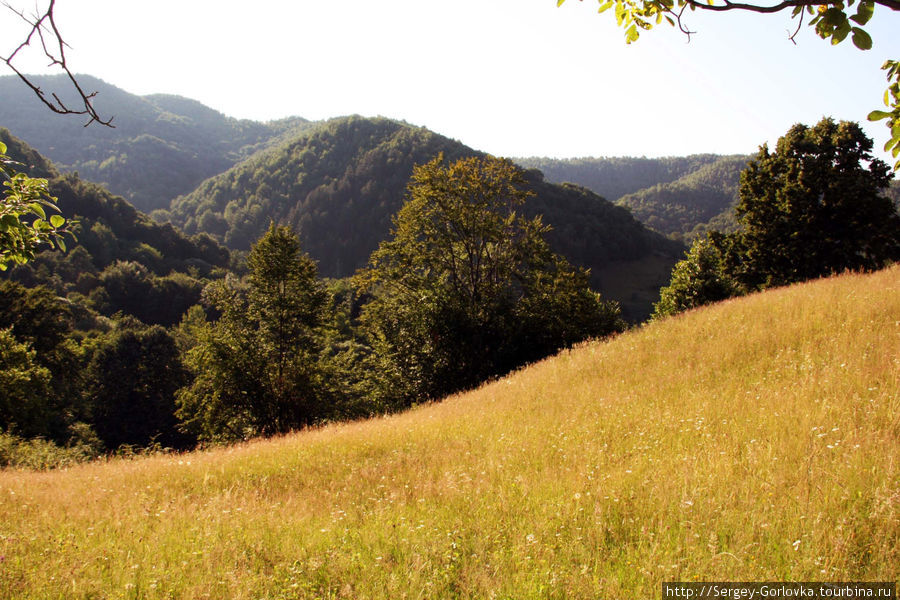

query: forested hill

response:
[0,74,311,213]
[1,129,231,326]
[165,116,684,320]
[514,155,726,202]
[614,155,751,241]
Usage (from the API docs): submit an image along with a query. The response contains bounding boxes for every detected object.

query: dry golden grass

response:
[1,266,897,599]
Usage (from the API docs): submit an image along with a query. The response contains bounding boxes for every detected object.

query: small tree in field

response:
[357,155,623,406]
[177,224,327,441]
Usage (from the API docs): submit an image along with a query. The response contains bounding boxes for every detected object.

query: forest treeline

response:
[161,116,682,320]
[1,137,625,466]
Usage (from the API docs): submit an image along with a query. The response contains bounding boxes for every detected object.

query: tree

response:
[557,0,900,169]
[86,323,193,451]
[653,118,900,317]
[651,233,739,318]
[177,224,328,441]
[727,117,899,289]
[1,141,74,270]
[0,327,54,439]
[357,155,623,407]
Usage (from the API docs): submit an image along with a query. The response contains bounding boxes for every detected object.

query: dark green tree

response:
[86,323,193,451]
[0,327,54,438]
[177,224,328,441]
[653,118,900,318]
[727,118,899,290]
[357,155,623,407]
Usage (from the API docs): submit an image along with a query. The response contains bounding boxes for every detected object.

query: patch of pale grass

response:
[1,267,897,598]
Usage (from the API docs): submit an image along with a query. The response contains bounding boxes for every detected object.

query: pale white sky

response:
[3,0,899,163]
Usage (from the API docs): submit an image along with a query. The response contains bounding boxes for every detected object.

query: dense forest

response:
[0,129,231,326]
[164,116,683,320]
[514,155,726,204]
[0,75,312,212]
[614,155,751,241]
[1,135,627,464]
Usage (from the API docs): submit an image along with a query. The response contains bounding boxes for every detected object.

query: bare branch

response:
[1,0,114,127]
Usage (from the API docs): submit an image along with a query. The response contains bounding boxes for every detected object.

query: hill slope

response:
[1,129,231,325]
[614,154,751,240]
[168,116,683,319]
[0,75,311,212]
[2,266,896,597]
[514,154,725,202]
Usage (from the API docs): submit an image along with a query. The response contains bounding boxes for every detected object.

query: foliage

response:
[357,155,624,406]
[170,116,683,320]
[0,140,73,270]
[1,267,896,593]
[0,280,88,440]
[515,154,724,202]
[86,323,194,451]
[177,224,329,441]
[558,0,900,170]
[655,118,900,317]
[726,118,898,290]
[868,59,900,170]
[651,233,740,318]
[1,129,231,326]
[0,430,101,470]
[614,155,750,240]
[0,327,54,439]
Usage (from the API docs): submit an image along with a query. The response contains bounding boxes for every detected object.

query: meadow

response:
[0,266,897,599]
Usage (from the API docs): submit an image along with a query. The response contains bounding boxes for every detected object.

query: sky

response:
[2,0,900,163]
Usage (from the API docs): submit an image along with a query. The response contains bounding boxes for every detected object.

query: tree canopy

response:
[357,155,624,406]
[653,117,899,318]
[176,224,328,441]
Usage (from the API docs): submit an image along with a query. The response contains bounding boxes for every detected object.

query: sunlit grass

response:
[1,266,897,599]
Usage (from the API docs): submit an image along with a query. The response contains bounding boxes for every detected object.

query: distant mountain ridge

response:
[514,155,726,203]
[0,74,312,212]
[166,115,684,320]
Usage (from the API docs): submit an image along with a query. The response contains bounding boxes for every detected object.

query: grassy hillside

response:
[0,75,311,212]
[2,266,896,598]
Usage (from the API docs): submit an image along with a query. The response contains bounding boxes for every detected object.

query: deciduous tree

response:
[1,141,73,270]
[177,224,328,441]
[357,155,623,406]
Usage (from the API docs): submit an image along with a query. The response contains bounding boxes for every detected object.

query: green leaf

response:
[867,110,892,121]
[557,0,566,6]
[57,238,66,253]
[850,0,874,25]
[831,19,851,44]
[28,203,46,220]
[49,214,65,228]
[598,0,614,12]
[0,142,6,154]
[850,27,872,50]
